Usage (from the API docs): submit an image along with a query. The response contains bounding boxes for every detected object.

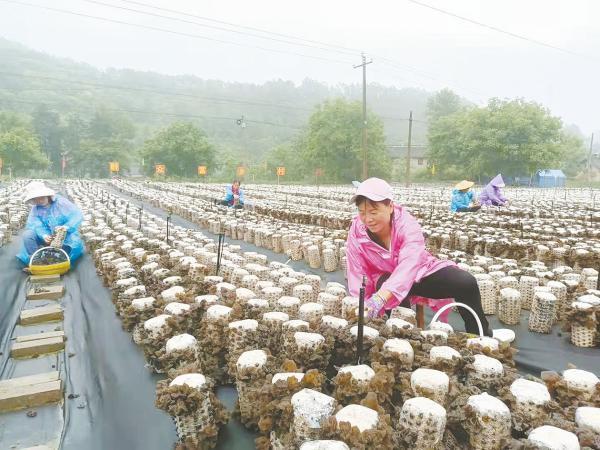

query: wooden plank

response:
[416,304,425,329]
[15,331,65,343]
[0,380,62,412]
[0,372,60,392]
[26,285,65,301]
[11,336,65,358]
[29,274,61,284]
[19,305,63,325]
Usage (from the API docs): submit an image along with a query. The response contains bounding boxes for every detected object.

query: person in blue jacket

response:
[220,180,244,209]
[450,180,481,213]
[17,181,84,266]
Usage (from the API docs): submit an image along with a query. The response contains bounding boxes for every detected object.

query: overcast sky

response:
[1,0,599,134]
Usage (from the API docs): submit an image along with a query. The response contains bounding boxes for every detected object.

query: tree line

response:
[1,37,588,183]
[0,92,586,183]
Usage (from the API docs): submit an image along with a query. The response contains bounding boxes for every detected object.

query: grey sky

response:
[1,0,599,133]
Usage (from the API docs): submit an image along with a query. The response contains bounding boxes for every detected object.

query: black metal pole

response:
[520,220,523,238]
[138,206,143,231]
[356,275,366,365]
[125,202,129,225]
[166,211,172,244]
[215,232,225,275]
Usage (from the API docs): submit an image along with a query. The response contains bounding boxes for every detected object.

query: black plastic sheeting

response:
[60,253,179,450]
[428,309,600,375]
[106,185,348,285]
[0,237,66,449]
[0,234,259,450]
[0,186,596,450]
[0,233,179,449]
[113,185,600,375]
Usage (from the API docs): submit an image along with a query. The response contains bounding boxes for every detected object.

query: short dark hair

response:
[354,195,391,208]
[233,180,241,185]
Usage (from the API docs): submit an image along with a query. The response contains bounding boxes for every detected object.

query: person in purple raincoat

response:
[479,174,508,207]
[345,177,491,336]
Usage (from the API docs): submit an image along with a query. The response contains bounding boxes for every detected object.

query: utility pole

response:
[354,53,372,180]
[588,133,594,183]
[405,111,413,187]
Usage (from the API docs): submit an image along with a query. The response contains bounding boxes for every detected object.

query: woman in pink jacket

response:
[346,177,491,336]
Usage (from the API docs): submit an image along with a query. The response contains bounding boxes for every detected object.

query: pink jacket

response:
[346,204,454,320]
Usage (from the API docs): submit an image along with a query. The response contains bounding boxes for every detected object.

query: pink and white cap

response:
[349,178,394,204]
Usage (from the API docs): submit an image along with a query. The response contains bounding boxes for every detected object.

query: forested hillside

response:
[0,37,430,160]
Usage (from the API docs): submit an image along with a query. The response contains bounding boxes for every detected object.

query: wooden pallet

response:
[11,335,65,358]
[19,305,64,325]
[26,285,64,301]
[29,274,61,284]
[14,331,65,343]
[0,372,62,413]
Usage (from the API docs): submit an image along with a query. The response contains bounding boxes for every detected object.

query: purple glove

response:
[365,293,387,319]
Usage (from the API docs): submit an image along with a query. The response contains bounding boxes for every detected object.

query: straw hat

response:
[455,180,474,190]
[23,181,56,202]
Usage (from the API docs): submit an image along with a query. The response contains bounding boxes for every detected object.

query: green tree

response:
[0,127,48,175]
[428,98,579,178]
[141,122,215,177]
[61,113,87,175]
[88,107,135,142]
[32,104,62,175]
[300,98,391,183]
[426,88,467,123]
[263,143,305,182]
[0,111,31,133]
[214,147,243,180]
[561,132,588,177]
[70,138,129,178]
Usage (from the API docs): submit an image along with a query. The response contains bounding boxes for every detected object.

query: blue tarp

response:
[536,169,566,187]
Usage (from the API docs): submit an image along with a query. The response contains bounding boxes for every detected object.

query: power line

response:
[1,0,500,103]
[0,71,315,111]
[79,0,361,58]
[406,0,598,62]
[101,0,493,100]
[0,98,304,130]
[0,71,425,123]
[375,59,489,102]
[117,0,361,55]
[0,0,356,65]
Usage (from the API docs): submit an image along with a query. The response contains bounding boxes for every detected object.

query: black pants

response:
[456,205,481,212]
[218,200,243,209]
[377,266,491,336]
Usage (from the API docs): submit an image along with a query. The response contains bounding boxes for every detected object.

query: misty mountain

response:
[0,37,432,160]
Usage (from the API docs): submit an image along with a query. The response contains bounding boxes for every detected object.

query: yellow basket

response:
[29,247,71,276]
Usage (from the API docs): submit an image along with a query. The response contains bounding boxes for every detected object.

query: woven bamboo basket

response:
[528,292,556,334]
[478,279,496,315]
[398,397,446,450]
[571,325,596,348]
[465,393,511,450]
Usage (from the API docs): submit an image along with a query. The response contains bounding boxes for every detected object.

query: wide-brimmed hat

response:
[350,177,394,204]
[455,180,474,190]
[23,181,55,202]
